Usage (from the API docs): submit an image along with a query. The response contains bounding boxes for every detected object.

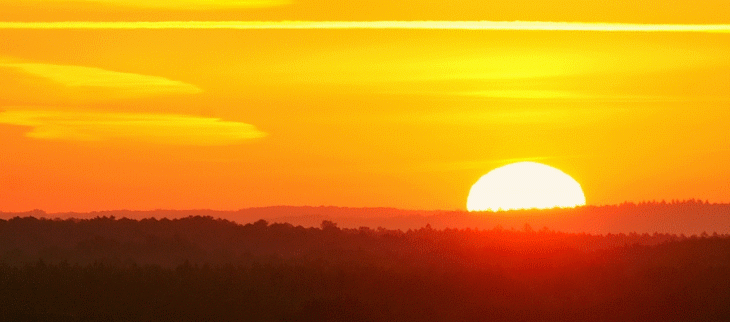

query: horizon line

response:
[0,21,729,32]
[1,199,724,215]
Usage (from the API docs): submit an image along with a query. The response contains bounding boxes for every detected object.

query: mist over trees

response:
[1,213,729,321]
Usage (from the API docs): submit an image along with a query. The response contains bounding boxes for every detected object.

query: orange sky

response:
[1,0,729,212]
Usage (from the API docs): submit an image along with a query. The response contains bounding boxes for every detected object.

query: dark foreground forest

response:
[1,215,729,321]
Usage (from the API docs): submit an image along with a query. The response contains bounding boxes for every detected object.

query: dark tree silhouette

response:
[0,215,729,321]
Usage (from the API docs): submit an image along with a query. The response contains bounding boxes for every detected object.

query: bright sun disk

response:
[467,161,586,211]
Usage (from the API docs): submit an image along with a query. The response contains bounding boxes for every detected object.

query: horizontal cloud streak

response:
[446,90,730,102]
[0,21,728,32]
[1,0,290,9]
[0,110,267,145]
[383,106,646,126]
[0,61,202,98]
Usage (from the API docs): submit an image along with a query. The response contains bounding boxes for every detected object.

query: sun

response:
[467,161,586,212]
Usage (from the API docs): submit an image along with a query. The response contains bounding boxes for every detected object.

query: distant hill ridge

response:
[2,200,729,234]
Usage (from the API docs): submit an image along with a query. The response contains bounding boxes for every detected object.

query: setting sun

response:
[467,162,586,211]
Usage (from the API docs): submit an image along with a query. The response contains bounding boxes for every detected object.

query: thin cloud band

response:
[0,21,728,32]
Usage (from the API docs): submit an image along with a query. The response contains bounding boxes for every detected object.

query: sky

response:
[0,0,729,212]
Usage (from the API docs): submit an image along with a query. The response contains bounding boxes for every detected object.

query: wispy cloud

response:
[0,109,267,145]
[452,90,590,100]
[1,0,290,9]
[419,155,590,172]
[0,21,728,33]
[437,90,730,102]
[383,106,647,126]
[0,60,202,99]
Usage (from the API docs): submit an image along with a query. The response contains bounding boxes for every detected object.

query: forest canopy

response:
[1,209,729,321]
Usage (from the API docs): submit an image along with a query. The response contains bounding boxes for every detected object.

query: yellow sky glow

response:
[0,0,728,212]
[0,21,728,33]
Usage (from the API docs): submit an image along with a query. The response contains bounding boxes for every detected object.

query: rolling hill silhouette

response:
[6,200,728,234]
